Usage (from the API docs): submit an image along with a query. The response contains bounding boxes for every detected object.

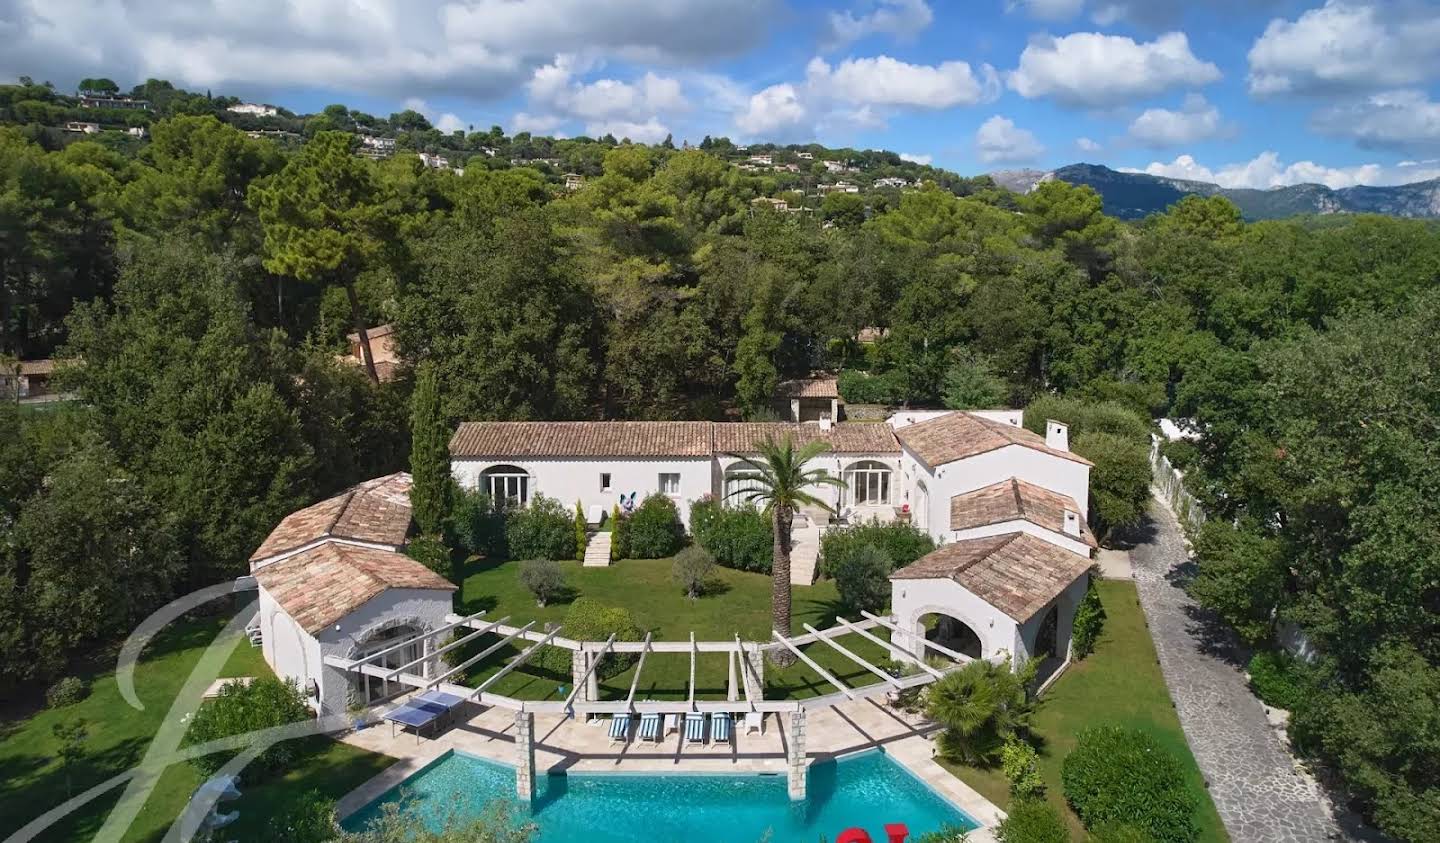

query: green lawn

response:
[456,557,900,702]
[937,580,1229,842]
[0,608,391,843]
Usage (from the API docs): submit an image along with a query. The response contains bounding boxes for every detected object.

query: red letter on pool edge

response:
[885,824,910,843]
[835,830,873,843]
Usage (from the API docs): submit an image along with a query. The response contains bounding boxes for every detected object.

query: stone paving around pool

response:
[335,695,1004,840]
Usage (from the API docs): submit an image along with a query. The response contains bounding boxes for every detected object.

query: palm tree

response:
[926,658,1037,766]
[725,436,845,664]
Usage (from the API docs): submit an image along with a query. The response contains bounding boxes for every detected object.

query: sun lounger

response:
[608,713,632,744]
[711,712,732,745]
[638,712,662,742]
[745,711,764,735]
[684,712,706,744]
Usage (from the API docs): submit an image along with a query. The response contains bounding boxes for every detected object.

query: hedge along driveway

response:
[937,580,1229,842]
[455,556,901,703]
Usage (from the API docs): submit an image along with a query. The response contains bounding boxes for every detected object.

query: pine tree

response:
[409,361,452,535]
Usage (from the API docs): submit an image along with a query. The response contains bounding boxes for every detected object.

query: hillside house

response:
[797,152,814,160]
[228,103,278,117]
[564,173,585,191]
[0,359,60,401]
[417,152,451,170]
[357,135,396,159]
[748,154,773,166]
[340,324,400,382]
[79,94,149,110]
[777,375,840,422]
[63,121,100,134]
[751,196,789,212]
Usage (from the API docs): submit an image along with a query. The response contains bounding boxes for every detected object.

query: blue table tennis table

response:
[382,690,469,743]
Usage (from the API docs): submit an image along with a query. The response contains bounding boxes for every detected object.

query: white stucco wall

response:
[952,520,1093,557]
[715,452,901,523]
[452,456,712,527]
[901,443,1090,544]
[259,585,324,707]
[1012,573,1090,664]
[890,577,1019,665]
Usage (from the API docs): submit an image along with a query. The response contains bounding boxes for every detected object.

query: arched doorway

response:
[917,612,983,661]
[351,624,423,704]
[482,465,530,508]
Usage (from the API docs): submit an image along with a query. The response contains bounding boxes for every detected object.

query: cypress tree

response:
[409,361,451,535]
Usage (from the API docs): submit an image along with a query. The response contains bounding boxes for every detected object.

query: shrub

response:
[517,559,566,607]
[276,789,337,843]
[505,494,574,561]
[1001,738,1045,800]
[1073,431,1152,540]
[832,544,891,613]
[627,493,685,559]
[672,545,716,599]
[1087,824,1158,843]
[1022,395,1150,443]
[821,519,934,576]
[912,824,972,843]
[186,676,312,779]
[450,488,505,558]
[690,497,772,573]
[532,598,643,679]
[46,676,89,708]
[610,505,629,560]
[997,798,1068,843]
[1061,726,1199,843]
[1246,650,1312,712]
[837,369,907,405]
[1158,438,1199,472]
[573,501,587,562]
[926,659,1036,766]
[1072,578,1106,659]
[405,533,451,578]
[941,347,1007,410]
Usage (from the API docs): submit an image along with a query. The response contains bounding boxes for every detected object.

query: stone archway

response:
[899,602,991,663]
[348,621,426,704]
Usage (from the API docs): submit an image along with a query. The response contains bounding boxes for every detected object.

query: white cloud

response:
[736,83,808,136]
[0,0,777,102]
[402,97,468,134]
[1005,0,1084,21]
[1008,32,1221,108]
[823,0,934,49]
[807,55,999,109]
[899,152,932,165]
[1131,151,1394,189]
[586,118,670,143]
[976,115,1045,164]
[1248,1,1440,96]
[511,112,566,135]
[1128,94,1226,147]
[1312,89,1440,152]
[1076,137,1102,153]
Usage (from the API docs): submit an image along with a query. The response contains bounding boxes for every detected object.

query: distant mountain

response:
[991,162,1440,221]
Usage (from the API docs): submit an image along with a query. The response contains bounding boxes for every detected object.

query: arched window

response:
[482,465,530,507]
[723,465,766,503]
[844,460,892,506]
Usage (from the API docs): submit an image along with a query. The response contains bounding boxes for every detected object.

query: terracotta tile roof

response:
[250,473,413,564]
[714,422,899,454]
[18,359,55,376]
[254,543,454,634]
[450,421,714,458]
[894,412,1093,468]
[891,533,1093,622]
[346,323,396,342]
[778,376,840,399]
[950,478,1097,548]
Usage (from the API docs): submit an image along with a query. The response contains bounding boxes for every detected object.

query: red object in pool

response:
[835,826,909,843]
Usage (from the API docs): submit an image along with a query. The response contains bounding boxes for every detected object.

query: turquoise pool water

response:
[343,749,978,842]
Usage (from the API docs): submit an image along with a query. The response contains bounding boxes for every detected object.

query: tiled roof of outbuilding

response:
[253,543,454,634]
[891,532,1093,622]
[894,412,1092,468]
[250,472,413,564]
[950,478,1097,548]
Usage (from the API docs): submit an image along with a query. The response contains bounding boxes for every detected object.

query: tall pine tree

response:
[409,361,451,536]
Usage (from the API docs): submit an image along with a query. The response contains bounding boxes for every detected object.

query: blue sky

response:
[6,0,1440,186]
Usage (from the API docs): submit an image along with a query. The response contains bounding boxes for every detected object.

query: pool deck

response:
[336,695,1005,839]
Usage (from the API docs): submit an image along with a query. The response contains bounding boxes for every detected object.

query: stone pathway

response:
[1131,497,1346,843]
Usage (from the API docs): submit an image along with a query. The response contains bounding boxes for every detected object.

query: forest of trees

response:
[1,102,1437,839]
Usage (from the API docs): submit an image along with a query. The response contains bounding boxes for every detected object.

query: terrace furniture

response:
[744,711,765,735]
[684,712,706,744]
[608,713,632,745]
[711,712,732,745]
[382,690,468,743]
[638,712,662,742]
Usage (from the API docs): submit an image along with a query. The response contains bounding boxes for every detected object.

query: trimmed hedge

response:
[837,369,907,405]
[820,519,934,577]
[1072,578,1106,659]
[627,493,686,559]
[405,533,451,577]
[1061,726,1199,843]
[531,598,643,679]
[996,798,1069,843]
[690,497,772,573]
[505,494,576,561]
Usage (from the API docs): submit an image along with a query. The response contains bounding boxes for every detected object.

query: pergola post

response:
[743,645,766,702]
[570,650,590,702]
[787,707,807,801]
[726,649,738,702]
[515,709,536,800]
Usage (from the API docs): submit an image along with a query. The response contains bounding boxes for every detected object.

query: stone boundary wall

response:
[1150,435,1206,535]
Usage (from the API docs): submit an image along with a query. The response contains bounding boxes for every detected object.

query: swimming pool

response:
[343,749,979,842]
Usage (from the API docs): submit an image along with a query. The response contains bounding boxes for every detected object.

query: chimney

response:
[1045,420,1069,451]
[1063,509,1081,538]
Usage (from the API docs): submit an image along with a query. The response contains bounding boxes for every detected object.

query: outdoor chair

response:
[638,712,662,742]
[744,711,765,735]
[684,712,706,744]
[711,711,733,745]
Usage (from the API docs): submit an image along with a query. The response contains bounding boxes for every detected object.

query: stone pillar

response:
[787,708,807,801]
[515,710,536,800]
[587,653,599,701]
[743,648,765,702]
[570,649,590,702]
[790,398,801,422]
[726,649,739,702]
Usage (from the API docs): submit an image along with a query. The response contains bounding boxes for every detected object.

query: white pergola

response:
[321,611,978,800]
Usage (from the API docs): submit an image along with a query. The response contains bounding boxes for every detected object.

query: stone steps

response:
[789,525,822,586]
[583,531,612,567]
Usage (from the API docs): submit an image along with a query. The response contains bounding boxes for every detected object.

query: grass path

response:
[937,580,1229,841]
